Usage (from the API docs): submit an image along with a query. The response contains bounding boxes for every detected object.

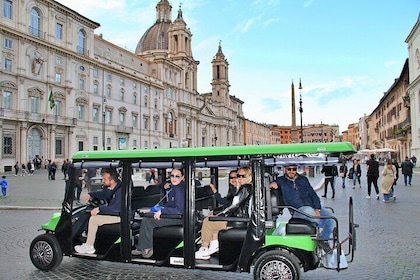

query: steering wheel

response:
[87,197,107,208]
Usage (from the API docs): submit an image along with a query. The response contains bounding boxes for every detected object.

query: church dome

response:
[135,22,171,53]
[135,0,172,54]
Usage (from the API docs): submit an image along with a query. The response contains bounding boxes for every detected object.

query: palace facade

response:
[0,0,246,172]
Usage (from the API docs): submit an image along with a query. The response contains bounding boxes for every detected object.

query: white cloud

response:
[385,60,397,67]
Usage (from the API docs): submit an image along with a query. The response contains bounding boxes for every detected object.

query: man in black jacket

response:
[321,164,338,199]
[366,154,380,199]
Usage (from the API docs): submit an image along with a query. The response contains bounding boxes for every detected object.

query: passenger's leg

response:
[86,215,121,246]
[318,208,335,240]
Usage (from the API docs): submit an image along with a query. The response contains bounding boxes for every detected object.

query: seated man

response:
[74,168,122,254]
[269,164,334,252]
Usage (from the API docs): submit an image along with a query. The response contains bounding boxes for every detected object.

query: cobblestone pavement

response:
[1,166,420,279]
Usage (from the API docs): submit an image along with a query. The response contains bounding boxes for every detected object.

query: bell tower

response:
[211,42,230,103]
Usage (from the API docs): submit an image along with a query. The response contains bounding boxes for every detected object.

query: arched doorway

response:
[28,127,42,161]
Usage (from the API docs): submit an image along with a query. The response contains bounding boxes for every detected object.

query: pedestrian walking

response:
[366,154,380,200]
[350,159,362,189]
[401,156,414,186]
[339,162,348,188]
[47,160,52,180]
[321,164,338,199]
[50,161,57,180]
[149,168,156,184]
[0,176,8,197]
[62,159,68,180]
[380,159,396,202]
[14,161,19,176]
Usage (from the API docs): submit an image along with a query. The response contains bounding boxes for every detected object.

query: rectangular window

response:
[132,115,137,128]
[79,79,84,90]
[120,78,125,86]
[106,137,111,145]
[30,96,39,113]
[55,100,61,116]
[93,69,99,77]
[106,110,111,124]
[55,73,61,84]
[3,136,13,155]
[132,94,137,104]
[56,23,63,40]
[3,0,12,19]
[119,112,125,125]
[120,90,124,101]
[133,83,137,90]
[78,141,84,151]
[78,104,84,120]
[4,38,12,48]
[93,136,98,144]
[2,91,11,109]
[56,56,62,65]
[133,139,137,147]
[55,139,62,155]
[93,83,98,94]
[107,73,112,81]
[4,58,12,71]
[93,108,98,122]
[93,145,98,151]
[106,87,111,97]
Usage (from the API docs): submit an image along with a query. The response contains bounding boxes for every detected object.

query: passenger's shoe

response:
[142,248,153,258]
[366,195,371,199]
[131,249,143,256]
[74,243,95,254]
[321,195,326,198]
[376,195,380,200]
[208,240,219,255]
[195,247,211,260]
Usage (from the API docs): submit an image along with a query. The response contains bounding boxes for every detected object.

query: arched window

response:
[30,8,41,37]
[77,30,86,54]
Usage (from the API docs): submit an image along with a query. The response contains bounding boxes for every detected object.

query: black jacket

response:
[213,183,252,218]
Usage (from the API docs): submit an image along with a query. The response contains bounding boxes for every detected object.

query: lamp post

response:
[298,78,303,143]
[102,96,106,150]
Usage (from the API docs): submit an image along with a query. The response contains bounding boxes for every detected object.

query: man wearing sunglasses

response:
[269,164,334,252]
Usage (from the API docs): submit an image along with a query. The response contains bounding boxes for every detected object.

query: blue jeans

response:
[353,172,360,186]
[403,174,412,186]
[383,193,393,201]
[293,206,335,240]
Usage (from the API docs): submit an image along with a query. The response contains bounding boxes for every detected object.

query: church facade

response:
[0,0,246,172]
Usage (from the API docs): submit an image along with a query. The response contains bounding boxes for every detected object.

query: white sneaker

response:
[366,195,371,199]
[208,240,219,255]
[74,243,95,254]
[195,246,210,260]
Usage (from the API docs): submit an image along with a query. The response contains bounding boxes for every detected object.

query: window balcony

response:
[116,125,133,133]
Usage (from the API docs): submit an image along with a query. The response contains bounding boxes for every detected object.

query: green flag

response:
[48,90,55,109]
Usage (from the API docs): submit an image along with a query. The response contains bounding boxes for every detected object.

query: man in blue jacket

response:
[269,164,335,252]
[75,168,122,254]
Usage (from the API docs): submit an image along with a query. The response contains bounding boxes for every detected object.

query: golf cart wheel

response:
[254,250,301,280]
[30,233,63,271]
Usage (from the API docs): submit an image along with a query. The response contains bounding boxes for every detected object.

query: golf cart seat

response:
[270,189,317,235]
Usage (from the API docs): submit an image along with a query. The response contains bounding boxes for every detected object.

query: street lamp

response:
[102,96,106,150]
[298,78,303,143]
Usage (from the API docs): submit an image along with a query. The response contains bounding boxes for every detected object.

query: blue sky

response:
[56,0,420,133]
